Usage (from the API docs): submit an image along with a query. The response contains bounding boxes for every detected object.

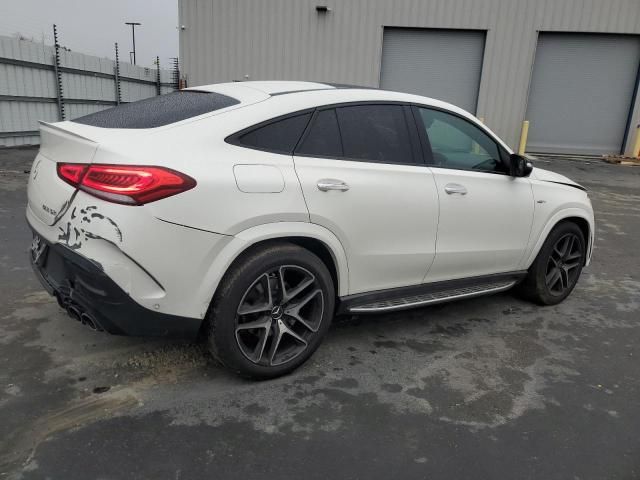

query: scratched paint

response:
[57,205,123,249]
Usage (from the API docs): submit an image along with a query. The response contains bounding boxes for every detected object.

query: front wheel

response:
[207,243,335,379]
[518,222,586,305]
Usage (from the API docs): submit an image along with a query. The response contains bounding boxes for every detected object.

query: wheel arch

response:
[523,208,594,269]
[195,222,350,320]
[565,216,590,254]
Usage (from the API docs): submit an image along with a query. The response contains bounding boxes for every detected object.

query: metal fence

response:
[0,34,177,147]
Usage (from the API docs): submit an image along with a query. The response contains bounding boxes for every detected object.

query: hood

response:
[530,167,586,191]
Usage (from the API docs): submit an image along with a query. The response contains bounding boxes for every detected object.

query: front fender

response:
[194,222,350,316]
[522,206,595,269]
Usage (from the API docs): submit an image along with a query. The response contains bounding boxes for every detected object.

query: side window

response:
[336,105,414,164]
[296,109,343,157]
[417,108,506,173]
[238,113,312,154]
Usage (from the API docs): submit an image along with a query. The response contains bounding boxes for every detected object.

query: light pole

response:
[125,22,141,65]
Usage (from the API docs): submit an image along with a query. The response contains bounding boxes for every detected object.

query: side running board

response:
[339,272,526,314]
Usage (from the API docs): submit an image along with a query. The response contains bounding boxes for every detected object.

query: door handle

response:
[444,183,467,195]
[317,179,350,192]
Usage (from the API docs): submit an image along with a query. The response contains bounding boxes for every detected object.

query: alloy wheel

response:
[235,265,324,366]
[545,233,583,296]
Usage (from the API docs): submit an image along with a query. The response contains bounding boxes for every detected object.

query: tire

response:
[206,242,335,379]
[518,221,586,305]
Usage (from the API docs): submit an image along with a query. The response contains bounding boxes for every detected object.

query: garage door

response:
[380,28,485,113]
[526,33,640,155]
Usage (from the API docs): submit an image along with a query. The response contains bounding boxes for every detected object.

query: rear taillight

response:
[58,163,88,186]
[56,163,196,205]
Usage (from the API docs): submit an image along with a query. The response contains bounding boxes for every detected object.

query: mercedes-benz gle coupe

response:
[27,81,594,378]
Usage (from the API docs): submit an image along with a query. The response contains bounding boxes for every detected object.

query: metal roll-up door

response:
[380,28,486,114]
[526,33,640,155]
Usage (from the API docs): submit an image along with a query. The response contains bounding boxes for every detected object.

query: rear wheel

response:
[207,243,335,379]
[518,222,586,305]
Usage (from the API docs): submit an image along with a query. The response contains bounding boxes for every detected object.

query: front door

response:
[414,107,535,283]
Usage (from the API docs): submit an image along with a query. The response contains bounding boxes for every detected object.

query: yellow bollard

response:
[632,124,640,158]
[518,120,530,156]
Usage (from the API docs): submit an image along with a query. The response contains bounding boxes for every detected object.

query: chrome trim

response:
[444,183,468,195]
[348,281,517,313]
[317,179,350,192]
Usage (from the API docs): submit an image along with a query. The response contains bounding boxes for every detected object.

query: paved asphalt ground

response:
[1,147,639,479]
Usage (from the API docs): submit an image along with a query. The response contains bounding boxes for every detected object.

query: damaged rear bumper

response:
[30,236,203,339]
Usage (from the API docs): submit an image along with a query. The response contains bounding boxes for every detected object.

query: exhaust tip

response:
[66,305,82,322]
[80,313,103,331]
[80,313,97,330]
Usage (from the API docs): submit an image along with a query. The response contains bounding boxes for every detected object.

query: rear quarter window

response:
[72,91,239,129]
[296,109,343,157]
[233,113,312,154]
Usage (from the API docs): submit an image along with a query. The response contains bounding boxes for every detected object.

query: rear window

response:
[236,113,312,154]
[72,91,239,129]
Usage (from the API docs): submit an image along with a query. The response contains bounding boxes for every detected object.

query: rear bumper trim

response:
[30,238,203,339]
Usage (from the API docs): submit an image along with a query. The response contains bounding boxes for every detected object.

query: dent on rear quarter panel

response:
[47,190,233,319]
[56,205,123,250]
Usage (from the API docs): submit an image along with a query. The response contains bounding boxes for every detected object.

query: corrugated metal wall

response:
[0,35,176,147]
[179,0,640,155]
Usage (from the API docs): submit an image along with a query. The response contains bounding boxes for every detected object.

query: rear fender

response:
[196,222,350,314]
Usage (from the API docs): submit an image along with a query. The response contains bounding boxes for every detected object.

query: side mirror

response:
[509,154,533,177]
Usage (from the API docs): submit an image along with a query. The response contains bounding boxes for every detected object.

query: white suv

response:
[26,81,594,378]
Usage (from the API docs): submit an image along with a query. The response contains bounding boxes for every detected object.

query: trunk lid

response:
[27,122,101,226]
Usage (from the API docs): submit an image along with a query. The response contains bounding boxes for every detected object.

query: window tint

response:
[336,105,414,163]
[418,108,505,173]
[296,109,343,157]
[239,113,311,154]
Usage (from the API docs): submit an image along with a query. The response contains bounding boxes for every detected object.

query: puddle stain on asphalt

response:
[0,292,207,472]
[138,306,578,434]
[0,388,139,469]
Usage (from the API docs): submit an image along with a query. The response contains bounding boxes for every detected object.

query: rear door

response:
[293,103,439,295]
[415,107,535,283]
